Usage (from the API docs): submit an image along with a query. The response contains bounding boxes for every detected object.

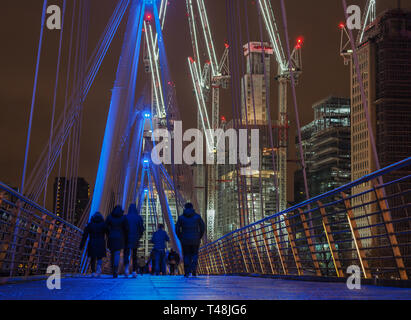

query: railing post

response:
[7,201,23,277]
[342,192,371,279]
[261,225,277,274]
[0,192,7,271]
[53,223,64,267]
[44,219,57,268]
[373,186,408,280]
[244,231,257,274]
[214,244,223,274]
[237,236,249,274]
[207,246,213,275]
[210,248,219,274]
[251,227,265,274]
[283,214,303,276]
[299,209,322,276]
[26,213,48,277]
[227,235,237,273]
[270,220,288,274]
[57,225,69,272]
[204,247,210,274]
[318,201,344,277]
[217,243,227,274]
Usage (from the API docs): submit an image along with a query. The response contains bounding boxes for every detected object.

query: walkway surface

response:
[0,275,410,300]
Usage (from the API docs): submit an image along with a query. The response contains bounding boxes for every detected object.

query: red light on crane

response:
[295,36,304,49]
[339,22,345,29]
[224,43,229,49]
[221,116,226,122]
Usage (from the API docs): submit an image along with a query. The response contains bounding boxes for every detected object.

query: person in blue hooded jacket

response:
[175,203,205,277]
[123,203,145,277]
[151,224,169,275]
[105,205,129,278]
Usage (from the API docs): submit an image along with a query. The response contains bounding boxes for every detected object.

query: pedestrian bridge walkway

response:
[1,275,410,300]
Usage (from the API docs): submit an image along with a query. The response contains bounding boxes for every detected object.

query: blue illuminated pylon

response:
[90,0,146,218]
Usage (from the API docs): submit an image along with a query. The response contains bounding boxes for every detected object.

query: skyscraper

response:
[294,96,351,204]
[215,42,278,238]
[53,177,90,226]
[241,42,273,125]
[350,9,411,246]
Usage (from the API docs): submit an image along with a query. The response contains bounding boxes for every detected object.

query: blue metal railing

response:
[0,182,83,278]
[199,157,411,281]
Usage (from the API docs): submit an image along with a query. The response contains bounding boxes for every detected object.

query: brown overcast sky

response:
[0,0,410,209]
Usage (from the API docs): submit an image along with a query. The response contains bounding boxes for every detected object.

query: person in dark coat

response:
[149,250,156,275]
[80,212,107,277]
[123,203,145,277]
[136,255,146,275]
[151,224,170,275]
[167,248,181,275]
[105,205,129,278]
[175,203,205,277]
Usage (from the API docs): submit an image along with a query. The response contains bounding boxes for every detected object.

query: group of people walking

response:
[80,202,205,278]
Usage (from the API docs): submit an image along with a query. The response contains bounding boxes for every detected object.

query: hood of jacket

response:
[183,208,195,218]
[111,205,124,218]
[128,203,139,215]
[91,212,104,223]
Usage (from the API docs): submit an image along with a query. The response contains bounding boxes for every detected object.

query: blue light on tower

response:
[143,111,151,118]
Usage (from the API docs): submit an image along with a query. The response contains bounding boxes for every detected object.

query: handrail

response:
[0,181,82,233]
[0,181,83,277]
[199,157,411,281]
[202,156,411,249]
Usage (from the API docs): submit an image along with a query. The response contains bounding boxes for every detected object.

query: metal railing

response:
[198,157,411,281]
[0,182,83,278]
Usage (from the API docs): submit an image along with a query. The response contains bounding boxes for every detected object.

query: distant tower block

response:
[241,42,274,125]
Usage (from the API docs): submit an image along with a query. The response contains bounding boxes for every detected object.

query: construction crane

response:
[186,0,304,239]
[186,0,230,242]
[143,0,168,120]
[257,0,303,213]
[339,0,377,65]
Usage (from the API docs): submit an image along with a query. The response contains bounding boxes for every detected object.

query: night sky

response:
[0,0,409,209]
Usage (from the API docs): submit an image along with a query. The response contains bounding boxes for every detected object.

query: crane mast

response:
[187,0,303,240]
[144,0,168,120]
[358,0,377,45]
[257,0,303,214]
[340,0,377,64]
[186,0,230,242]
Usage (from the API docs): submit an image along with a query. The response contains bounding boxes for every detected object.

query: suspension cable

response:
[279,0,311,204]
[44,0,67,207]
[21,0,48,194]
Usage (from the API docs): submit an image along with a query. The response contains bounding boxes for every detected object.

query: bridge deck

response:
[0,275,410,300]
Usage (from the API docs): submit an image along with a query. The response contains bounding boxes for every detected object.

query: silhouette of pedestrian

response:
[105,205,129,278]
[137,255,146,275]
[124,203,145,278]
[167,248,180,275]
[175,203,205,277]
[151,224,170,275]
[80,212,107,277]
